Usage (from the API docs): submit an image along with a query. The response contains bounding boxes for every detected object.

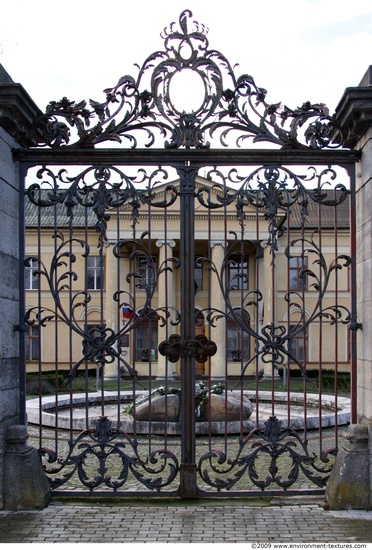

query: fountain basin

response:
[132,391,254,423]
[26,391,351,435]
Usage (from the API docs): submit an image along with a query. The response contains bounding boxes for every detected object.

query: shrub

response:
[26,378,54,395]
[277,368,350,392]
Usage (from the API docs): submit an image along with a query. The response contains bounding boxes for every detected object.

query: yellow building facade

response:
[24,174,351,380]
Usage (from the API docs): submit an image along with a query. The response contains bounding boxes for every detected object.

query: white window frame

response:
[26,324,40,361]
[228,254,249,290]
[289,256,308,291]
[137,256,156,291]
[227,309,250,362]
[87,256,104,290]
[25,258,40,290]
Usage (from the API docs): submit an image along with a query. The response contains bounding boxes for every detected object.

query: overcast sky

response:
[1,0,372,116]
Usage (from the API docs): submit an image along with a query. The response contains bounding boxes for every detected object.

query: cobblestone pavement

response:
[1,498,372,543]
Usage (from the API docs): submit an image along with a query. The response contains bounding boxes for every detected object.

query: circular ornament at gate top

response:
[168,69,206,114]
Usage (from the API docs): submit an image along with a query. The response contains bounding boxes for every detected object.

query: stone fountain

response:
[129,383,254,423]
[26,389,351,435]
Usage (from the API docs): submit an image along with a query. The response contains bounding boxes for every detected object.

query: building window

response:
[289,256,308,291]
[137,256,156,291]
[135,310,159,361]
[288,326,308,363]
[87,256,104,290]
[25,258,40,290]
[228,254,249,290]
[26,325,40,361]
[227,309,250,361]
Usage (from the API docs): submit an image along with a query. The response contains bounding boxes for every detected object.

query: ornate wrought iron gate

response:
[17,10,359,498]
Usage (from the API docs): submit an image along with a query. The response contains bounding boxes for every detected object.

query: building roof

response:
[25,187,350,230]
[25,190,98,228]
[288,190,350,229]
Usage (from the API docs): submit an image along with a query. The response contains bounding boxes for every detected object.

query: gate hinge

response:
[349,321,362,331]
[13,324,27,333]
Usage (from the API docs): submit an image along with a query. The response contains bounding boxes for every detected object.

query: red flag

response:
[122,305,139,319]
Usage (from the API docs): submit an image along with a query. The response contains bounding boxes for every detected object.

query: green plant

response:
[26,378,54,395]
[278,368,351,394]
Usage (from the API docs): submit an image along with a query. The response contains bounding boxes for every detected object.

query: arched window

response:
[227,309,250,362]
[135,309,159,362]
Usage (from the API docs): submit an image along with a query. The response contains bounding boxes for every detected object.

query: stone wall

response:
[0,65,42,509]
[332,66,372,425]
[326,66,372,509]
[356,126,372,423]
[0,123,20,510]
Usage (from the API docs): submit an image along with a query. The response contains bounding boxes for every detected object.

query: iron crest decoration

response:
[39,416,179,491]
[198,416,336,491]
[32,10,343,150]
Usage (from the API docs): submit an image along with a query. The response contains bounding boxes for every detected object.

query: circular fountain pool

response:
[26,391,351,435]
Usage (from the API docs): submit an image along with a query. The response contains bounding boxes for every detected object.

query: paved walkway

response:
[1,497,372,544]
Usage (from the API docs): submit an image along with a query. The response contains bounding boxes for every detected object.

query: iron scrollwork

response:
[197,165,349,257]
[24,165,180,384]
[198,416,336,491]
[195,164,351,381]
[24,233,141,386]
[31,10,344,150]
[39,416,179,491]
[26,165,178,245]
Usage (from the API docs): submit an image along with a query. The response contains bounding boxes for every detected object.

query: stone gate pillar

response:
[0,65,50,509]
[326,66,372,509]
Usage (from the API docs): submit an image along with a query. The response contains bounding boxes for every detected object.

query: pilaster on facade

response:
[261,241,279,379]
[104,244,131,380]
[156,239,177,378]
[210,241,227,378]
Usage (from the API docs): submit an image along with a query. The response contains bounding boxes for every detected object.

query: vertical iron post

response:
[177,164,198,498]
[18,163,28,425]
[349,163,358,424]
